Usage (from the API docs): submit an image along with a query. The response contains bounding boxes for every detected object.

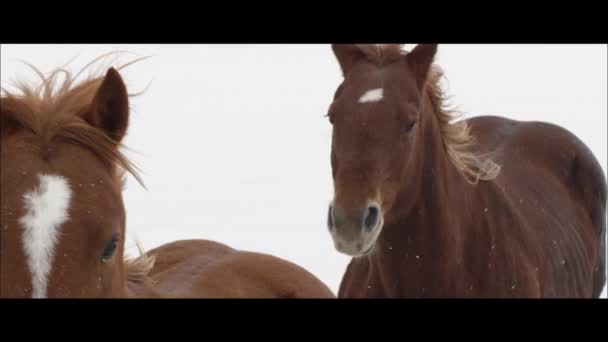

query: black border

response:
[0,298,605,337]
[1,298,606,320]
[1,4,607,44]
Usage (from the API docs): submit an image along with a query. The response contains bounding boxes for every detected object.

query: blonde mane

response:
[124,239,156,283]
[1,53,146,187]
[357,44,501,184]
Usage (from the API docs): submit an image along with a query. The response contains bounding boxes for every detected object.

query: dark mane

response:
[355,44,501,183]
[1,54,146,187]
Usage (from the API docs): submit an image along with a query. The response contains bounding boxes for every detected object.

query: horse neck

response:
[394,95,475,228]
[373,96,479,291]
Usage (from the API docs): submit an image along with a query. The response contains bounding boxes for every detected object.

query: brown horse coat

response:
[128,239,335,298]
[326,44,606,298]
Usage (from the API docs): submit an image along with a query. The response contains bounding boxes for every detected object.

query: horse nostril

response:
[327,204,335,231]
[363,205,380,232]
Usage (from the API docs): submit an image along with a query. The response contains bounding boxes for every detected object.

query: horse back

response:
[468,115,606,297]
[142,239,335,298]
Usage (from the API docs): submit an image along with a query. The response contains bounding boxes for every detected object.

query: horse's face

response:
[326,44,437,257]
[1,69,132,298]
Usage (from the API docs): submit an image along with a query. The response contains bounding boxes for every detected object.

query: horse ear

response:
[332,44,366,76]
[85,68,129,143]
[406,44,438,89]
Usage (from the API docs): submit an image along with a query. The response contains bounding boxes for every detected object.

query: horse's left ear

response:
[332,44,367,77]
[406,44,438,89]
[86,68,129,143]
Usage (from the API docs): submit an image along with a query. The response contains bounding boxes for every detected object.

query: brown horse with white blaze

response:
[326,44,606,298]
[0,61,335,298]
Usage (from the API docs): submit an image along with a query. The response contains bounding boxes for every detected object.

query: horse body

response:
[327,44,606,298]
[128,239,335,298]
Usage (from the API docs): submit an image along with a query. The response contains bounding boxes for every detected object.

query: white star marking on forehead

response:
[358,88,384,103]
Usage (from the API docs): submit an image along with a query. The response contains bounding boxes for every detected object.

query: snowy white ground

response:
[1,44,606,298]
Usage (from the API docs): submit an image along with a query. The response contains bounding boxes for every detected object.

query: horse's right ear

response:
[332,44,366,77]
[405,44,438,89]
[85,68,130,143]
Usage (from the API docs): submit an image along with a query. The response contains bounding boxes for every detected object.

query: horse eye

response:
[100,234,119,263]
[402,121,416,135]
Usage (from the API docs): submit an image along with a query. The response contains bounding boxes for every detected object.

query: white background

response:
[2,44,606,298]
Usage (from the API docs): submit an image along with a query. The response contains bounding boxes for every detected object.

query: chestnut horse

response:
[0,62,334,298]
[326,44,606,298]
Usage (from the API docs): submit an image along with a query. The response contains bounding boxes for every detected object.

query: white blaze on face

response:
[19,174,72,298]
[358,88,384,103]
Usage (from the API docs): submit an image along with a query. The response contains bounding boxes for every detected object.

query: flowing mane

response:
[1,54,146,186]
[354,44,501,184]
[124,240,156,283]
